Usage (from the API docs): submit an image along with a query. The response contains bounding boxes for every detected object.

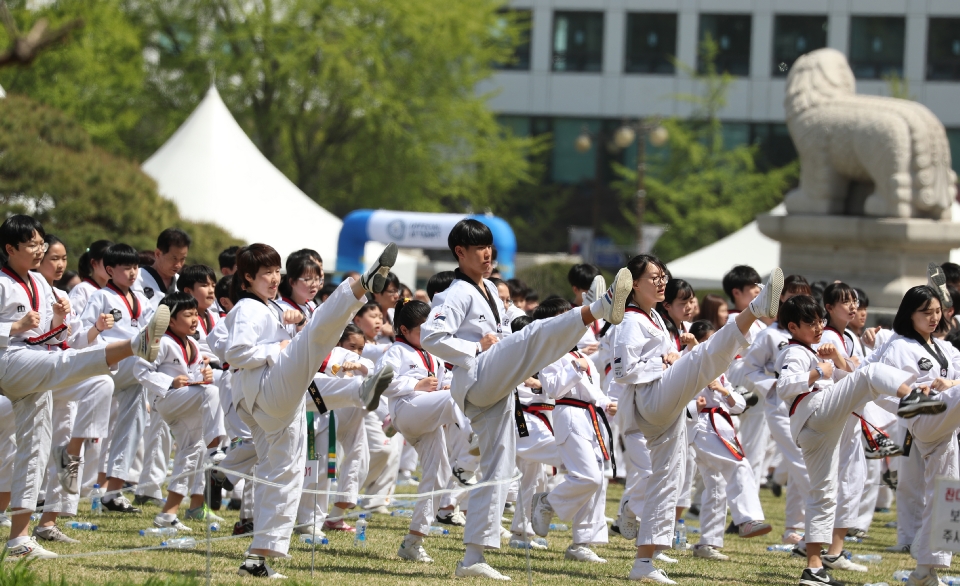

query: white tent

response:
[666,205,785,290]
[142,86,343,267]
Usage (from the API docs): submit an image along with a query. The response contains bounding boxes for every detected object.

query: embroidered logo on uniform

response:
[173,358,181,365]
[918,357,934,371]
[144,287,155,300]
[110,308,123,322]
[433,312,445,321]
[478,315,486,322]
[16,304,24,313]
[777,341,788,350]
[409,364,417,369]
[614,357,622,364]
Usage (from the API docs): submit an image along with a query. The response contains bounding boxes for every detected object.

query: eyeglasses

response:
[383,288,400,296]
[648,275,668,286]
[22,241,49,255]
[298,276,324,286]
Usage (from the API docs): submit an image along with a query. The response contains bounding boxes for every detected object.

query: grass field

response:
[1,481,944,585]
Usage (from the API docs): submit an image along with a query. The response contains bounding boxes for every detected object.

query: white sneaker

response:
[436,510,466,526]
[359,364,393,411]
[654,552,677,564]
[154,515,192,532]
[738,520,772,538]
[907,568,943,586]
[0,514,10,528]
[565,544,606,563]
[294,524,325,538]
[616,501,639,540]
[747,268,784,319]
[530,492,554,537]
[359,243,398,294]
[822,552,867,572]
[398,538,433,563]
[693,544,729,561]
[455,561,511,581]
[929,262,953,309]
[629,560,676,583]
[499,525,511,540]
[237,555,286,579]
[583,274,607,306]
[55,446,81,495]
[6,537,57,561]
[594,268,633,325]
[132,304,170,362]
[396,472,419,487]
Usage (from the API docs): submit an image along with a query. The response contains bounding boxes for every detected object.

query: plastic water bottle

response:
[688,526,700,534]
[140,527,178,536]
[90,484,103,515]
[354,514,367,547]
[853,554,882,563]
[30,513,41,522]
[428,526,449,535]
[942,577,960,586]
[208,523,219,532]
[160,537,196,549]
[549,523,568,531]
[673,520,687,550]
[69,522,97,531]
[300,535,329,545]
[844,535,862,543]
[390,509,413,517]
[893,570,912,582]
[767,544,794,552]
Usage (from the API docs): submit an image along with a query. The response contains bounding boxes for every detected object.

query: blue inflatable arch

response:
[337,210,517,278]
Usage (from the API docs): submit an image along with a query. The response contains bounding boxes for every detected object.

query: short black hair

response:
[179,264,217,291]
[160,291,198,319]
[822,282,857,308]
[394,299,431,333]
[42,233,64,253]
[532,297,571,320]
[355,302,382,319]
[383,272,400,292]
[426,271,455,301]
[78,240,113,279]
[722,265,761,302]
[507,278,528,300]
[567,264,600,290]
[943,262,960,287]
[156,228,191,253]
[0,214,44,252]
[215,275,232,303]
[280,251,322,298]
[103,243,139,268]
[447,219,493,260]
[339,324,364,345]
[946,328,960,353]
[138,250,155,267]
[689,319,715,342]
[219,246,240,270]
[317,282,337,303]
[893,285,944,340]
[854,288,869,309]
[511,315,533,333]
[783,275,812,297]
[950,286,960,311]
[778,295,826,331]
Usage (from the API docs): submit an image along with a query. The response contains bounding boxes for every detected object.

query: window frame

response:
[623,11,679,75]
[551,11,605,73]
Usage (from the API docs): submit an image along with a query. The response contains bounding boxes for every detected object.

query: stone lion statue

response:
[784,48,956,219]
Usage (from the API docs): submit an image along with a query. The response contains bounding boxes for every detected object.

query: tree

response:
[611,38,798,262]
[0,94,242,268]
[0,0,82,68]
[124,0,540,216]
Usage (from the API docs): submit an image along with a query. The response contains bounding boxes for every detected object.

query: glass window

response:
[552,12,604,72]
[772,15,828,77]
[948,129,960,176]
[698,14,752,76]
[551,118,601,183]
[624,13,678,74]
[927,18,960,81]
[849,16,905,79]
[494,10,532,71]
[751,123,798,170]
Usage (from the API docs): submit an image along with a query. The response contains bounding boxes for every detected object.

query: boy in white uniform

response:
[569,264,605,355]
[421,219,632,581]
[775,294,941,586]
[79,243,159,514]
[530,298,616,564]
[135,292,225,530]
[134,228,189,508]
[0,215,168,560]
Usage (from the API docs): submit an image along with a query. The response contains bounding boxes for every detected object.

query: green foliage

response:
[882,72,916,101]
[612,37,798,262]
[134,0,540,216]
[0,94,242,268]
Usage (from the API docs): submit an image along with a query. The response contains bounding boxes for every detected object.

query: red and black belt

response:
[26,324,68,346]
[555,397,616,477]
[521,403,554,435]
[700,407,745,460]
[789,388,820,416]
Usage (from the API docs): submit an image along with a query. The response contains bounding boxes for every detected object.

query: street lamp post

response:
[576,119,668,256]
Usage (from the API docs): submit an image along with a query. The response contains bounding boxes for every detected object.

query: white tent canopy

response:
[142,86,343,267]
[666,205,785,290]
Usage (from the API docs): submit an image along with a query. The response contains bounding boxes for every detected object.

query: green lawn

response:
[1,482,942,585]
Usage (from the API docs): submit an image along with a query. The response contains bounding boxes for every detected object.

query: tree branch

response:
[0,1,83,69]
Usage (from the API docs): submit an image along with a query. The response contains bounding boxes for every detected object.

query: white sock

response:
[915,565,932,578]
[244,554,264,566]
[635,557,653,565]
[806,567,820,572]
[158,512,177,522]
[329,505,347,520]
[404,533,423,546]
[589,297,605,321]
[463,543,485,566]
[7,536,30,547]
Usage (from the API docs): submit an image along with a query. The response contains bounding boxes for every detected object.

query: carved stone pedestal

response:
[757,214,960,311]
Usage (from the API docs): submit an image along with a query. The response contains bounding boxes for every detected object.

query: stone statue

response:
[783,47,956,219]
